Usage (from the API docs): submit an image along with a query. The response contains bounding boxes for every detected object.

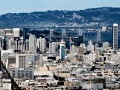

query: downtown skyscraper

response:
[113,24,118,50]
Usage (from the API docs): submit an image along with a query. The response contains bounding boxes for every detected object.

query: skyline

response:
[0,0,120,15]
[0,0,120,90]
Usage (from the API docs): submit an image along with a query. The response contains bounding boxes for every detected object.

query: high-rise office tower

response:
[18,37,24,51]
[16,54,28,68]
[49,42,56,53]
[70,45,76,57]
[41,38,46,53]
[52,42,56,54]
[23,27,30,42]
[73,37,78,46]
[14,37,20,51]
[60,40,66,61]
[78,36,83,46]
[87,40,94,51]
[37,37,46,53]
[72,36,83,46]
[29,34,37,52]
[37,37,42,52]
[3,36,9,50]
[25,39,29,51]
[113,24,118,50]
[13,28,20,37]
[8,55,16,66]
[49,43,52,53]
[13,37,24,52]
[102,42,109,50]
[78,29,83,46]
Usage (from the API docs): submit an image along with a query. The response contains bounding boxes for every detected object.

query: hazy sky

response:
[0,0,120,14]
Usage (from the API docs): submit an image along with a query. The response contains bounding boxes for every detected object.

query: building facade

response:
[113,24,118,50]
[60,40,65,61]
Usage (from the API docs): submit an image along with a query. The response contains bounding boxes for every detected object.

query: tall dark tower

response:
[23,27,30,43]
[73,29,83,46]
[3,36,8,50]
[73,37,78,46]
[78,36,83,46]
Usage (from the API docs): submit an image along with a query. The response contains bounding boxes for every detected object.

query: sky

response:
[0,0,120,15]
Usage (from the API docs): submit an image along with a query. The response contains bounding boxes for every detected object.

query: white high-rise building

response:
[52,42,56,53]
[37,37,46,53]
[18,37,24,51]
[41,38,46,53]
[49,43,52,53]
[49,42,56,53]
[102,42,109,50]
[70,45,77,57]
[37,37,42,52]
[60,40,66,61]
[29,34,37,52]
[13,28,20,37]
[88,51,96,62]
[113,24,118,50]
[87,40,94,51]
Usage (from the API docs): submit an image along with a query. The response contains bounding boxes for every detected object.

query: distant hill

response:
[0,7,120,29]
